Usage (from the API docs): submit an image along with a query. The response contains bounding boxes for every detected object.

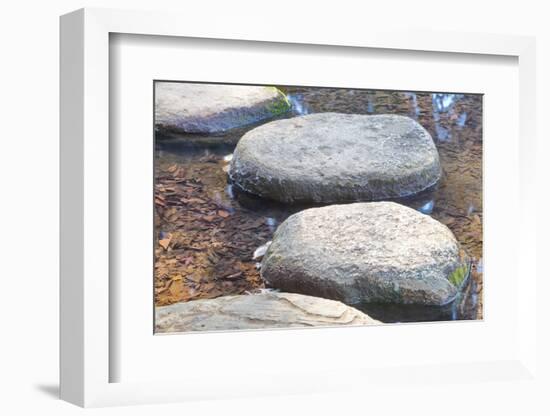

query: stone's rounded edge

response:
[155,131,242,146]
[261,202,468,307]
[228,113,441,204]
[155,85,291,135]
[154,291,380,333]
[229,157,442,205]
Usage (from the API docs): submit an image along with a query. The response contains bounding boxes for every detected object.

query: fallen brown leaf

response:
[159,233,172,250]
[217,210,230,218]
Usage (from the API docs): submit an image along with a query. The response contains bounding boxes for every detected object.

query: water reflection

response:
[431,93,463,142]
[432,93,463,112]
[476,258,483,273]
[403,92,420,118]
[358,298,465,323]
[287,94,310,116]
[457,112,468,128]
[225,184,235,199]
[418,200,435,215]
[451,301,458,320]
[367,96,374,113]
[432,110,450,141]
[265,217,277,232]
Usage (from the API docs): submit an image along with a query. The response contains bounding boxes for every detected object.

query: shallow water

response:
[154,86,483,323]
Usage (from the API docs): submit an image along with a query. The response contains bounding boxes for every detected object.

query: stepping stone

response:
[155,83,290,135]
[155,291,379,333]
[261,202,470,306]
[229,113,441,203]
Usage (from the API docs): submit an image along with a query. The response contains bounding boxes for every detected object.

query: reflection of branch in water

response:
[402,92,420,118]
[432,93,463,112]
[286,94,310,116]
[366,93,374,113]
[431,93,464,141]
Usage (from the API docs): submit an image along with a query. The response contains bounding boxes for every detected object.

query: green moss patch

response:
[448,264,469,288]
[265,87,291,116]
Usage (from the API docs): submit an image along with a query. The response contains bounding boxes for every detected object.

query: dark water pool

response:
[154,86,483,323]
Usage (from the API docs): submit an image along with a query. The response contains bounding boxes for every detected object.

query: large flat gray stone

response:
[229,113,441,203]
[155,83,290,135]
[261,202,469,306]
[155,292,379,333]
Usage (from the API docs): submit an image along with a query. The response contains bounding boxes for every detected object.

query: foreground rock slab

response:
[155,291,379,333]
[261,202,469,306]
[229,113,441,203]
[155,83,290,135]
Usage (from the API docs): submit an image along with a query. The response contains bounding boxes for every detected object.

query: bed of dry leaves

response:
[154,157,270,306]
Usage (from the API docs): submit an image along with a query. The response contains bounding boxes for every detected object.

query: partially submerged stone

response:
[261,202,469,306]
[155,291,379,333]
[229,113,441,203]
[155,83,290,135]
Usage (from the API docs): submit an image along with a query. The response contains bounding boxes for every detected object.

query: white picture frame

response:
[60,7,539,408]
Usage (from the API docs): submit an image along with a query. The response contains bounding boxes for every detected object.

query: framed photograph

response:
[60,7,539,408]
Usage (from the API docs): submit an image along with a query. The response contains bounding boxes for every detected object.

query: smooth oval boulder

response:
[261,202,469,306]
[229,113,441,203]
[155,291,379,333]
[155,83,290,135]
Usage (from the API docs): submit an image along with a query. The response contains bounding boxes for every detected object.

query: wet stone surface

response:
[155,87,483,323]
[229,113,441,203]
